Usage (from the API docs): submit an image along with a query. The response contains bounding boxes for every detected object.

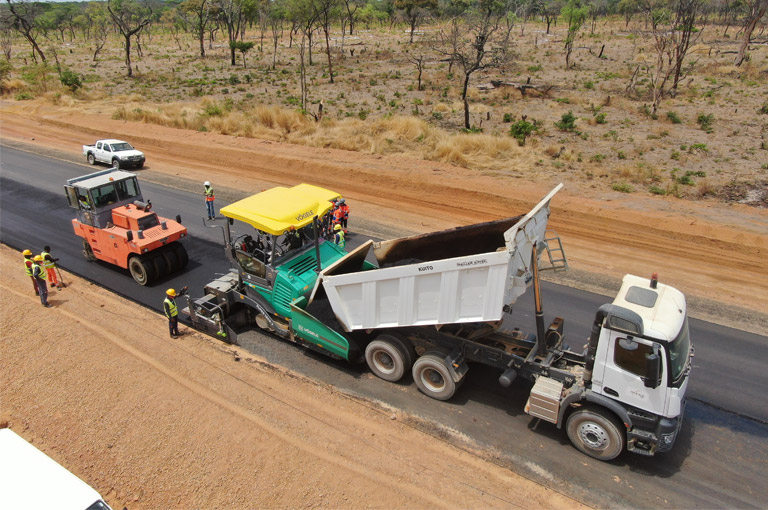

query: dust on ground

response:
[1,104,767,334]
[0,244,585,509]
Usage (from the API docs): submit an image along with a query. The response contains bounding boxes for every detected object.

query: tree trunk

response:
[462,74,471,129]
[735,2,768,66]
[124,34,133,77]
[324,27,334,83]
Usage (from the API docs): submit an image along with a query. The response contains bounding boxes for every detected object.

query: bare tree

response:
[181,0,214,57]
[734,0,768,65]
[315,0,341,83]
[638,0,702,113]
[562,0,588,68]
[406,50,428,90]
[3,0,46,62]
[435,0,510,129]
[107,0,153,77]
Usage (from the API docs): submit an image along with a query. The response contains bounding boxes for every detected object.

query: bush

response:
[759,103,768,115]
[60,70,82,91]
[555,111,577,132]
[503,113,513,123]
[649,185,667,195]
[697,113,714,133]
[666,111,682,123]
[594,112,606,124]
[612,182,633,193]
[0,59,12,83]
[509,119,536,146]
[228,74,240,85]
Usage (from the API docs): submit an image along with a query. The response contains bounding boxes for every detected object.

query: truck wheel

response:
[128,256,153,286]
[412,353,456,401]
[173,244,189,269]
[162,248,180,273]
[150,252,168,279]
[365,337,410,382]
[566,407,625,461]
[112,158,121,170]
[87,153,96,165]
[82,240,97,261]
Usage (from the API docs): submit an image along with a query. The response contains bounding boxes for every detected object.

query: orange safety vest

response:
[205,186,215,202]
[333,207,344,223]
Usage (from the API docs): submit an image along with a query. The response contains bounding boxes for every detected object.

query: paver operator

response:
[164,286,188,338]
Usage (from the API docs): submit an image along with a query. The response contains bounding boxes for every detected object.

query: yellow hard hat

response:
[33,255,43,262]
[22,249,32,256]
[166,288,177,296]
[334,224,342,231]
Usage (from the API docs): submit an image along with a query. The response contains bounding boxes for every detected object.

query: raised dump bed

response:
[314,185,563,332]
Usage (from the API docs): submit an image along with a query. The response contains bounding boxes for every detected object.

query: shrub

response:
[649,185,667,195]
[667,111,682,124]
[555,111,577,132]
[584,80,594,90]
[60,70,82,91]
[617,151,627,160]
[595,112,606,124]
[759,103,768,115]
[612,182,633,193]
[228,74,240,85]
[503,113,513,123]
[509,119,536,145]
[697,113,714,133]
[528,64,542,72]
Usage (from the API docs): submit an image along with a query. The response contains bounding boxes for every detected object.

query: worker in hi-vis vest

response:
[164,286,188,338]
[204,181,215,220]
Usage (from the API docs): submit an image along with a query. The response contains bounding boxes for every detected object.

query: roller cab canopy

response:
[220,184,341,235]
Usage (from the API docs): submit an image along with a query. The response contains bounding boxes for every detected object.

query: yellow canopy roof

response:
[220,183,341,235]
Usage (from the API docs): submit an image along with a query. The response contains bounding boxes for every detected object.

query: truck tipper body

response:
[65,169,189,285]
[183,183,693,461]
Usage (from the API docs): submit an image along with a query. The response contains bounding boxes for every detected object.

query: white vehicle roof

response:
[612,274,687,341]
[0,428,111,510]
[68,169,137,189]
[99,139,130,145]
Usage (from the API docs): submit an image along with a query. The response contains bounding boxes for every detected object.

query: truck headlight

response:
[661,432,675,445]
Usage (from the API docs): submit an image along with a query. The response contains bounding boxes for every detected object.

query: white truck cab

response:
[587,274,692,455]
[0,428,113,510]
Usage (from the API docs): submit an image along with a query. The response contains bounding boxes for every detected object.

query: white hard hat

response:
[204,181,211,186]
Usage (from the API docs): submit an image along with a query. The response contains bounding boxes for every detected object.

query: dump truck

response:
[183,183,693,461]
[64,169,189,285]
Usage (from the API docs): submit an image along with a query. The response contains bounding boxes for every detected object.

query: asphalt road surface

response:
[2,145,766,508]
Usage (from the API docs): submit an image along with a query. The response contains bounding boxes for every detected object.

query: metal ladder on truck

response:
[540,230,568,273]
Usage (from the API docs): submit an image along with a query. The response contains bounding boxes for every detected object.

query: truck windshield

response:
[668,317,690,382]
[91,178,140,207]
[111,142,134,151]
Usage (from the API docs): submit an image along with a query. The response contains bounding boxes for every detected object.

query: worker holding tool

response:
[40,246,61,289]
[333,224,346,249]
[204,181,215,220]
[164,286,188,338]
[31,255,51,307]
[22,249,39,296]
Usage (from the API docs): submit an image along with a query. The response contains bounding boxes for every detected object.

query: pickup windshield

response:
[668,317,691,383]
[111,142,134,151]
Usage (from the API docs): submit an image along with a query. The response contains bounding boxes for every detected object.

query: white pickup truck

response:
[83,139,145,169]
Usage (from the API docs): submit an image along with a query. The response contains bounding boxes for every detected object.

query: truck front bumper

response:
[627,398,686,456]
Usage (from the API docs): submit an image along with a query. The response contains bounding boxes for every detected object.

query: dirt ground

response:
[0,245,585,510]
[1,103,767,334]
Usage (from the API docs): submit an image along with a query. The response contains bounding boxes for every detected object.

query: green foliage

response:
[649,185,667,195]
[594,112,606,124]
[758,103,768,115]
[690,143,708,152]
[509,119,537,145]
[503,113,513,123]
[202,102,223,117]
[666,111,682,123]
[228,74,241,85]
[555,111,577,132]
[0,60,12,83]
[617,151,627,160]
[528,64,542,72]
[358,109,369,120]
[15,92,34,100]
[584,80,594,90]
[285,95,300,106]
[612,182,633,193]
[697,113,714,133]
[60,70,83,91]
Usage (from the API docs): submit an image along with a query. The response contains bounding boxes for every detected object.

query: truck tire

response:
[87,153,96,165]
[112,158,121,170]
[162,248,180,273]
[365,336,411,382]
[150,252,169,279]
[566,407,625,461]
[128,256,153,286]
[412,353,457,401]
[82,240,97,261]
[173,243,189,269]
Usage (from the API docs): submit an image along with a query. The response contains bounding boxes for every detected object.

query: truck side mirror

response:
[643,353,661,388]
